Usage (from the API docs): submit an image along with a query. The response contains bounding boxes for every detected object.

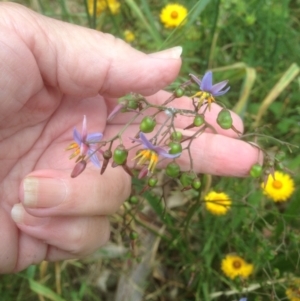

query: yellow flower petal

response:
[261,171,295,202]
[204,191,231,215]
[286,278,300,301]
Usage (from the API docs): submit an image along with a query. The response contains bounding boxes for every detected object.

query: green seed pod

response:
[193,115,205,127]
[148,176,158,187]
[250,163,263,178]
[192,178,201,190]
[171,131,183,142]
[169,142,182,155]
[139,116,156,133]
[130,231,138,240]
[166,162,181,178]
[129,195,139,204]
[174,87,185,98]
[180,172,195,187]
[128,99,138,110]
[113,145,128,165]
[217,109,233,129]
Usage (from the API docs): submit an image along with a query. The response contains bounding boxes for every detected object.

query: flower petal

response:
[73,128,82,145]
[81,115,88,140]
[139,132,155,150]
[87,132,103,143]
[107,104,125,121]
[211,80,229,94]
[189,73,202,87]
[88,150,101,168]
[157,148,181,159]
[213,86,230,96]
[200,71,213,91]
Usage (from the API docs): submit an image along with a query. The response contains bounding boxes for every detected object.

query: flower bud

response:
[174,87,185,98]
[71,160,86,178]
[250,163,263,178]
[217,109,233,129]
[103,149,112,160]
[113,145,128,165]
[193,115,205,127]
[139,116,156,133]
[166,162,180,178]
[168,142,182,155]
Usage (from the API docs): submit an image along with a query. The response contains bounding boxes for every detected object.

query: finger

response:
[103,124,261,177]
[11,203,110,257]
[1,3,181,99]
[107,91,243,138]
[19,166,131,217]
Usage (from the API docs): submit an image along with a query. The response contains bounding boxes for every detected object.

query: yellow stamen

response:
[191,91,215,110]
[66,142,79,151]
[272,180,283,189]
[133,149,159,173]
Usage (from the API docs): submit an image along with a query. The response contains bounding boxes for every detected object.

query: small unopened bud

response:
[138,166,148,179]
[71,160,86,178]
[103,149,112,160]
[122,164,134,177]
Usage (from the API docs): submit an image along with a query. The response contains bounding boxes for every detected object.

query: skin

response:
[0,3,260,274]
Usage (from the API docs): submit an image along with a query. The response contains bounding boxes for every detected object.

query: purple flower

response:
[190,71,230,109]
[132,132,181,172]
[67,115,103,168]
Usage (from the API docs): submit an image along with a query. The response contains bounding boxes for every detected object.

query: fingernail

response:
[149,46,182,59]
[23,177,67,208]
[11,203,25,224]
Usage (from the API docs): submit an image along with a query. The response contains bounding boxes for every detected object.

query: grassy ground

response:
[1,0,300,300]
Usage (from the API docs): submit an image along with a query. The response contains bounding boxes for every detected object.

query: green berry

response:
[180,172,195,187]
[148,177,158,187]
[140,116,156,133]
[192,178,201,190]
[174,87,185,98]
[217,109,233,129]
[250,163,263,178]
[129,195,139,204]
[113,145,128,165]
[169,142,182,155]
[166,162,180,178]
[171,131,182,142]
[130,231,138,240]
[193,115,205,127]
[128,99,138,110]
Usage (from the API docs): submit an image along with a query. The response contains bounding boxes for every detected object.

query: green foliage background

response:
[1,0,300,300]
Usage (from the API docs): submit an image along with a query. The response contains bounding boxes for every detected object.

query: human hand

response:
[0,3,259,273]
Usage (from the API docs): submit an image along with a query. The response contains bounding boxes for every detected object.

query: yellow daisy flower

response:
[88,0,120,16]
[286,278,300,301]
[160,4,188,28]
[124,30,135,43]
[204,191,231,215]
[261,171,295,202]
[221,254,254,280]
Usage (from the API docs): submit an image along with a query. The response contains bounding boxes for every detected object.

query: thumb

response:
[2,3,182,97]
